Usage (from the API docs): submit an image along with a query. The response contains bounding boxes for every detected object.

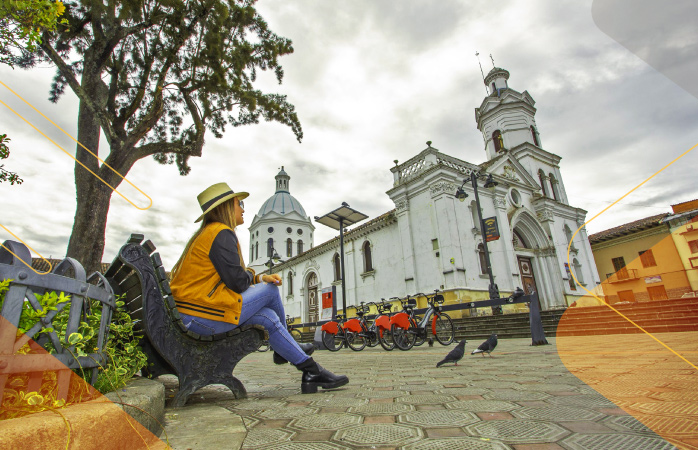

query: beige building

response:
[589,206,695,304]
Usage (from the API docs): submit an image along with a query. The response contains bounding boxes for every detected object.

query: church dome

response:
[258,191,307,217]
[256,166,308,218]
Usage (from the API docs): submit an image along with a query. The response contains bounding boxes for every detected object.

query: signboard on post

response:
[320,286,336,320]
[484,217,500,242]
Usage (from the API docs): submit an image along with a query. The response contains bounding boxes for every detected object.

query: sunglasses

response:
[237,199,244,210]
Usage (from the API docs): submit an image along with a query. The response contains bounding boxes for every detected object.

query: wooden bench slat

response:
[118,272,141,293]
[124,295,143,313]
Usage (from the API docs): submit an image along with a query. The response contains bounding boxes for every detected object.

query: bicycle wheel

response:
[434,313,455,345]
[346,329,368,351]
[378,327,395,351]
[257,340,270,352]
[391,323,416,351]
[367,324,380,347]
[290,328,303,344]
[322,330,344,352]
[412,318,426,347]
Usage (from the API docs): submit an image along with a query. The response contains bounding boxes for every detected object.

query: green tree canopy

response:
[19,0,303,273]
[0,0,66,67]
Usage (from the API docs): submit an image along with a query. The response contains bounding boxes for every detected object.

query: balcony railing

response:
[605,268,639,283]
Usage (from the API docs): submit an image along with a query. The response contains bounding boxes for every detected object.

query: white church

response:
[247,67,599,323]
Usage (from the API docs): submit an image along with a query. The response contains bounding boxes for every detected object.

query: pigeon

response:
[436,339,467,367]
[428,337,434,347]
[472,333,497,357]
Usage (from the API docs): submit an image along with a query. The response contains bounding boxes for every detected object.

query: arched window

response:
[362,241,373,272]
[549,173,559,200]
[530,125,539,146]
[538,169,549,197]
[267,238,273,257]
[333,253,341,281]
[288,272,293,295]
[286,238,292,258]
[297,240,304,254]
[477,243,488,275]
[492,130,503,152]
[250,244,253,262]
[255,242,258,260]
[564,225,576,251]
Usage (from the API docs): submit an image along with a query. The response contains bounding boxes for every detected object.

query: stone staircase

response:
[555,295,698,336]
[451,309,563,341]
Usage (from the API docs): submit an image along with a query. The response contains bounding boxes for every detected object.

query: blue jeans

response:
[179,282,309,365]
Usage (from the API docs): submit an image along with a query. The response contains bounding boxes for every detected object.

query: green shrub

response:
[0,278,148,394]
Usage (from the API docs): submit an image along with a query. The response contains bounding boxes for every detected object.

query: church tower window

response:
[288,272,293,294]
[362,241,373,272]
[255,242,258,260]
[549,173,560,200]
[286,238,292,257]
[530,125,539,146]
[538,170,549,197]
[267,238,274,257]
[492,130,504,152]
[297,240,304,254]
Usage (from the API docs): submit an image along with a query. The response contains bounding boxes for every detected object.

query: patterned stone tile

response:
[627,401,698,416]
[397,410,479,427]
[465,420,569,444]
[334,423,422,447]
[290,413,362,431]
[396,395,457,404]
[436,387,491,396]
[257,406,319,419]
[401,436,512,450]
[311,397,369,408]
[511,405,603,421]
[241,428,294,448]
[547,395,616,409]
[560,433,678,450]
[445,400,520,412]
[348,403,415,415]
[468,380,522,389]
[483,389,550,402]
[263,443,351,450]
[602,416,657,434]
[230,399,288,411]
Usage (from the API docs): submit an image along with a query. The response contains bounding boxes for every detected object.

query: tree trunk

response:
[66,68,111,275]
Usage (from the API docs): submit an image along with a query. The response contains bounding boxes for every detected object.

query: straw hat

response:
[195,182,249,223]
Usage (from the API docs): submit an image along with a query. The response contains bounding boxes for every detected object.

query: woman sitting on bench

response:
[169,182,348,394]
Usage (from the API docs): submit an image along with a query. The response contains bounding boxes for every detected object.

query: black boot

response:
[273,343,316,365]
[295,357,349,394]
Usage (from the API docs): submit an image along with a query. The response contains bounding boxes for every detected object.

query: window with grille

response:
[286,238,292,258]
[297,240,303,254]
[639,249,657,268]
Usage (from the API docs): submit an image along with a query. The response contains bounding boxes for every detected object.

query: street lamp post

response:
[455,172,502,315]
[265,244,283,275]
[315,203,368,318]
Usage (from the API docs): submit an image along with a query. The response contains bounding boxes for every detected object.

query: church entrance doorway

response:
[306,272,319,327]
[518,256,542,311]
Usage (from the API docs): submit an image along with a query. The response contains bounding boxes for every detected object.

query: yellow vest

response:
[170,223,258,325]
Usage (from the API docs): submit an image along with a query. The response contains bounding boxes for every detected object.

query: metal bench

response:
[104,234,265,407]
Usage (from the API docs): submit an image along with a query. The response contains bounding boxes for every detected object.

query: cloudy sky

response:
[1,0,697,269]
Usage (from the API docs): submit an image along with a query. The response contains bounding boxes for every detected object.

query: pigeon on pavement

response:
[436,339,467,367]
[472,333,498,357]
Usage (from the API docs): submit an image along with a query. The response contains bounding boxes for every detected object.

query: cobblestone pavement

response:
[162,337,682,450]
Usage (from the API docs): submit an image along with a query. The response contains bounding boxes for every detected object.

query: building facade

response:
[252,67,600,322]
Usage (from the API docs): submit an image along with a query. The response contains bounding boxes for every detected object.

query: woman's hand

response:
[262,273,282,285]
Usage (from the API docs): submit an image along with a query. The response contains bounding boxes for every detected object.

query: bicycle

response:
[257,315,303,351]
[390,290,455,351]
[320,311,363,352]
[375,298,396,351]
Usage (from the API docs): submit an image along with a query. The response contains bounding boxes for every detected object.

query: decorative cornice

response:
[493,195,507,209]
[502,165,520,182]
[395,199,409,213]
[429,181,457,198]
[537,210,554,222]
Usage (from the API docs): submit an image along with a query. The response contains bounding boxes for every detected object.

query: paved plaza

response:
[159,337,687,450]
